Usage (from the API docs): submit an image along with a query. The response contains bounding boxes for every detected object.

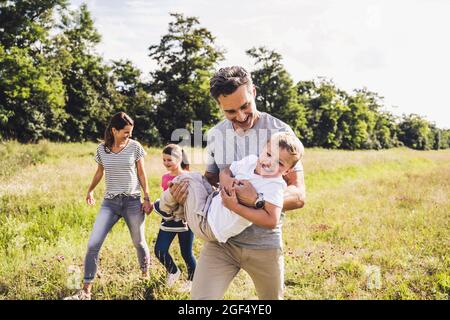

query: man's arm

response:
[222,165,306,211]
[282,168,306,211]
[221,188,281,229]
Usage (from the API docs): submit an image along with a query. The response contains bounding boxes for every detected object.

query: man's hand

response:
[234,180,258,207]
[169,180,189,205]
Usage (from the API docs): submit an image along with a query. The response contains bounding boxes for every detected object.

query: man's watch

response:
[254,193,265,209]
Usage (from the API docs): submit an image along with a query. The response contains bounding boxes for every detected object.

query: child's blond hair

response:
[269,132,304,168]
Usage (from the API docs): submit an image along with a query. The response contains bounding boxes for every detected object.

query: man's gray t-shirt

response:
[206,112,304,249]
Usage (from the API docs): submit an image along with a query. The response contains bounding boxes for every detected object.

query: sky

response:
[70,0,450,129]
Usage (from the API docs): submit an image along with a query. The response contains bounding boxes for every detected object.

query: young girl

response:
[153,144,196,291]
[65,112,153,300]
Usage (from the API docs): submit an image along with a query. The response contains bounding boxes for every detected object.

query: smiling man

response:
[170,66,306,300]
[218,82,258,133]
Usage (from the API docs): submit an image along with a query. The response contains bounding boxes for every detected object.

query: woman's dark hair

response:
[210,66,253,101]
[104,112,134,153]
[162,144,190,171]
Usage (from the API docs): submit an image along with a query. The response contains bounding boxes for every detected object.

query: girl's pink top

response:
[161,172,177,191]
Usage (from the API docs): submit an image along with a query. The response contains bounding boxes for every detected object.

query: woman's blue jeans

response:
[84,196,150,283]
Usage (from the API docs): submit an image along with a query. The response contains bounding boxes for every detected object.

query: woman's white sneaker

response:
[63,290,91,300]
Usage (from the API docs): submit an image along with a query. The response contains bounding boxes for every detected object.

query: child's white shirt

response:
[207,154,287,243]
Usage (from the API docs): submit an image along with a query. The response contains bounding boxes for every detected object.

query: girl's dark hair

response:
[104,112,134,153]
[210,66,253,101]
[162,144,190,171]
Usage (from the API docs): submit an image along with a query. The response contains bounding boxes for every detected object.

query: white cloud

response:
[69,0,450,128]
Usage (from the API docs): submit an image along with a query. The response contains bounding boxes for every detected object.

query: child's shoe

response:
[166,269,181,287]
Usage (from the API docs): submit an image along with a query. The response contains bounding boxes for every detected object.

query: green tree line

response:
[1,1,449,150]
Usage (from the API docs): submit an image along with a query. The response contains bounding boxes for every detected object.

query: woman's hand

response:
[220,187,239,211]
[86,191,95,206]
[142,200,153,215]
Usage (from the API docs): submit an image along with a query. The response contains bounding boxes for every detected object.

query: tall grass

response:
[0,142,448,299]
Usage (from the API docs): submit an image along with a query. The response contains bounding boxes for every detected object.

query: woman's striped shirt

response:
[94,139,146,199]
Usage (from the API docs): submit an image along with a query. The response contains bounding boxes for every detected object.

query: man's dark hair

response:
[210,66,253,100]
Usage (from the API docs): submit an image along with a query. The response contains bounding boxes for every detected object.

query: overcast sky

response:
[70,0,450,129]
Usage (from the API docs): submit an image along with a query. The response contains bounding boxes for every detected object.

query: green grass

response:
[0,141,448,299]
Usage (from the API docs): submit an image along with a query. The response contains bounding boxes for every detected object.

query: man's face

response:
[217,84,257,132]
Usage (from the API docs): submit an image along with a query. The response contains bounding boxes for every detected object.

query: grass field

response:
[0,141,449,300]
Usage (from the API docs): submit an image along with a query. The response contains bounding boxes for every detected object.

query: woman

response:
[65,112,153,300]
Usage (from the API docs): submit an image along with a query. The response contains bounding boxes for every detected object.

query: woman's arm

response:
[136,157,153,214]
[86,164,104,205]
[220,188,281,229]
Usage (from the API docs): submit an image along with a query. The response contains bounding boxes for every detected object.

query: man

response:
[170,66,305,299]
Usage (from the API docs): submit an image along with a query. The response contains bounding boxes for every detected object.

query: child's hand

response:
[220,187,239,211]
[220,174,237,196]
[86,191,95,206]
[142,200,153,215]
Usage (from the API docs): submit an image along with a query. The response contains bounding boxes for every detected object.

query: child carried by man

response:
[153,132,304,243]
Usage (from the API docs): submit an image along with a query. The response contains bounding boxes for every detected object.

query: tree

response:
[342,90,378,150]
[441,129,450,149]
[147,13,224,143]
[0,0,68,142]
[297,78,349,148]
[246,47,306,138]
[111,59,160,145]
[427,123,449,150]
[54,4,117,141]
[373,110,400,149]
[0,0,67,49]
[398,114,432,150]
